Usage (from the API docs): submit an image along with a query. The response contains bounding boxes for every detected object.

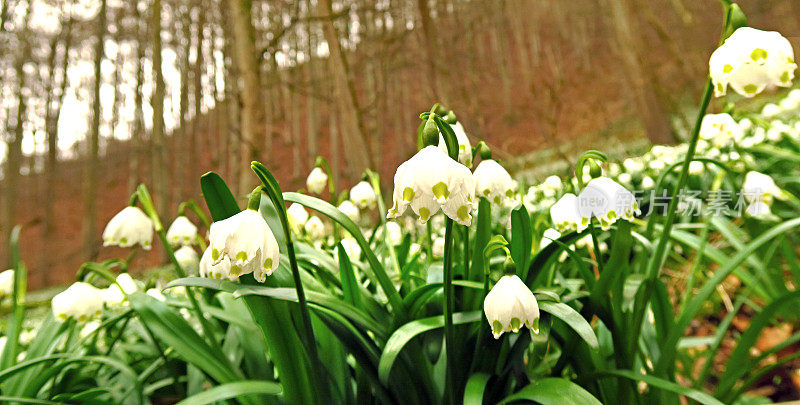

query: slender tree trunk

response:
[151,0,169,219]
[178,4,192,202]
[305,0,318,164]
[130,0,147,194]
[415,0,441,101]
[221,2,241,188]
[317,0,373,176]
[191,0,206,196]
[82,0,106,259]
[226,0,263,194]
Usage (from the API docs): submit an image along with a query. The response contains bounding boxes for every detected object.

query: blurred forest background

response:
[0,0,798,289]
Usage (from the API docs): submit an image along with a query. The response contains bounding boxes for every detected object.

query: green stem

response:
[442,217,456,405]
[629,77,715,370]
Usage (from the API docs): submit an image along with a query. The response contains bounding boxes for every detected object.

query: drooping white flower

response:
[146,288,167,302]
[387,146,477,226]
[689,161,705,175]
[762,103,781,117]
[699,113,745,148]
[473,159,516,206]
[483,274,539,339]
[306,167,328,194]
[102,273,139,307]
[710,27,796,98]
[622,158,645,173]
[0,269,13,297]
[641,176,655,189]
[745,201,774,218]
[52,282,105,322]
[377,221,403,246]
[338,238,362,260]
[577,177,641,230]
[304,216,326,240]
[550,193,587,233]
[338,200,361,223]
[538,228,561,250]
[432,237,445,258]
[206,209,281,283]
[175,246,200,272]
[199,247,232,280]
[438,121,473,167]
[350,181,377,210]
[743,171,783,203]
[287,203,310,230]
[166,216,198,246]
[102,206,153,250]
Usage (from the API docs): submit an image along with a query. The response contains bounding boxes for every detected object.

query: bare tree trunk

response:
[305,0,318,164]
[82,0,106,259]
[317,0,373,176]
[221,2,241,189]
[489,3,513,117]
[415,0,441,101]
[130,0,147,194]
[5,0,31,262]
[191,0,206,197]
[151,0,169,219]
[226,0,263,194]
[177,3,192,203]
[42,3,73,284]
[604,0,673,144]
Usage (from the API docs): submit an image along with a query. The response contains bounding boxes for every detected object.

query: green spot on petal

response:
[236,251,248,262]
[781,71,790,83]
[723,64,733,73]
[492,320,504,336]
[750,48,768,61]
[120,237,128,244]
[744,84,758,94]
[230,265,241,276]
[506,189,515,198]
[264,258,273,269]
[418,207,431,221]
[212,248,220,261]
[510,317,521,331]
[432,182,450,200]
[483,189,490,196]
[457,205,469,221]
[493,196,501,205]
[402,187,415,201]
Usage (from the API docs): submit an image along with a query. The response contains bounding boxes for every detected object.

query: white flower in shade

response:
[473,159,516,206]
[306,167,328,194]
[377,221,403,246]
[102,206,153,250]
[483,274,539,339]
[762,103,781,117]
[438,121,473,167]
[102,273,139,307]
[641,176,655,190]
[745,201,774,218]
[617,172,632,185]
[689,161,705,175]
[304,216,326,240]
[550,193,587,233]
[338,238,362,260]
[578,177,641,230]
[52,282,105,322]
[648,160,666,171]
[287,203,310,231]
[146,288,167,302]
[166,216,198,246]
[622,158,645,173]
[432,237,445,258]
[743,171,783,203]
[710,27,796,98]
[738,117,753,131]
[175,246,200,272]
[206,209,281,283]
[338,200,361,223]
[0,269,13,297]
[350,181,377,210]
[539,228,561,250]
[387,146,477,226]
[699,113,744,148]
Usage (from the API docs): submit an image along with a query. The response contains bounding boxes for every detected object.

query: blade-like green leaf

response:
[175,381,282,405]
[603,370,724,405]
[500,378,602,404]
[539,302,598,349]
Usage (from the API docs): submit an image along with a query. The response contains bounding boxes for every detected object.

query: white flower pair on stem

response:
[550,177,640,232]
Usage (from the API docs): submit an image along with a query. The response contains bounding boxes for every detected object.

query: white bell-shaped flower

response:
[699,113,744,148]
[52,282,105,322]
[483,274,539,339]
[539,228,562,250]
[199,247,233,280]
[473,159,516,206]
[102,273,139,307]
[102,206,153,250]
[175,245,200,272]
[387,146,477,226]
[641,176,655,190]
[743,171,783,204]
[306,167,328,194]
[0,269,13,297]
[166,216,198,246]
[438,121,473,167]
[350,181,377,210]
[578,177,641,230]
[207,209,281,283]
[287,203,310,231]
[710,27,796,98]
[304,215,326,240]
[146,288,167,302]
[338,200,361,223]
[337,238,362,260]
[745,201,774,218]
[762,103,781,117]
[550,193,588,233]
[432,237,445,258]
